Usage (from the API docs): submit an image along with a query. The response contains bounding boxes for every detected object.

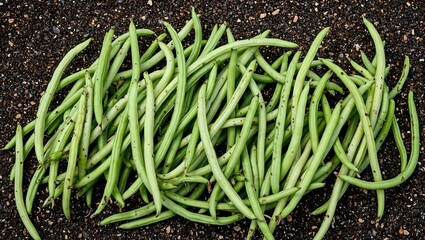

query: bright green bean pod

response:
[143,71,162,215]
[93,106,128,216]
[309,70,332,154]
[102,39,131,95]
[209,96,258,219]
[197,83,256,219]
[350,58,374,80]
[280,83,310,182]
[79,71,93,179]
[186,7,202,65]
[339,92,418,189]
[34,38,91,165]
[392,118,408,171]
[154,22,188,169]
[94,28,114,125]
[388,56,410,99]
[280,102,341,223]
[14,124,41,239]
[291,27,329,131]
[242,147,274,240]
[63,87,86,219]
[322,58,385,218]
[361,50,376,75]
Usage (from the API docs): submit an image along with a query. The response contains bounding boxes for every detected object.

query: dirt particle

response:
[293,15,299,23]
[8,18,14,24]
[260,13,267,19]
[287,215,293,222]
[272,9,280,15]
[234,225,241,232]
[15,113,21,119]
[358,218,365,223]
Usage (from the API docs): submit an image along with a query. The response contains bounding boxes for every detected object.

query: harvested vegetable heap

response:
[5,9,420,240]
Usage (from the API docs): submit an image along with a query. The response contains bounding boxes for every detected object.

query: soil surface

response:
[1,1,424,239]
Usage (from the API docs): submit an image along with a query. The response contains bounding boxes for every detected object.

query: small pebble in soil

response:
[52,26,60,34]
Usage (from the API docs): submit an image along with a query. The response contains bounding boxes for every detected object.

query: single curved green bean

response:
[186,7,202,65]
[291,27,329,133]
[339,92,418,189]
[79,72,93,179]
[361,50,376,75]
[350,58,374,80]
[34,38,91,165]
[391,118,408,171]
[14,124,41,239]
[309,70,332,154]
[143,71,162,215]
[197,83,256,219]
[154,22,188,170]
[388,56,410,99]
[102,39,131,95]
[209,96,258,219]
[63,88,86,219]
[93,28,114,124]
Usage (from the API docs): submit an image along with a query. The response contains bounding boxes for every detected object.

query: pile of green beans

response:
[6,9,419,240]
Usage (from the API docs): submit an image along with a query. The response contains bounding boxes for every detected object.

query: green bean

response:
[140,33,168,64]
[143,71,162,215]
[118,210,176,229]
[291,27,329,134]
[93,105,128,216]
[309,70,332,154]
[127,21,149,194]
[268,138,313,231]
[322,58,385,218]
[350,58,374,80]
[242,147,274,239]
[255,49,286,83]
[279,83,310,186]
[321,95,358,172]
[154,22,188,170]
[226,29,238,152]
[363,18,385,130]
[63,88,86,219]
[279,102,341,231]
[34,38,91,165]
[265,52,291,113]
[163,195,244,225]
[361,50,376,75]
[197,83,256,219]
[118,165,131,194]
[339,92,418,189]
[209,96,258,219]
[388,56,410,99]
[47,109,77,204]
[93,28,114,125]
[250,145,260,194]
[247,80,267,191]
[392,118,408,171]
[102,39,131,95]
[186,7,202,65]
[200,23,227,58]
[14,125,41,239]
[101,203,156,225]
[79,72,93,179]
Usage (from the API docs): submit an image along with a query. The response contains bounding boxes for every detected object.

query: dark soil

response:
[1,1,424,239]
